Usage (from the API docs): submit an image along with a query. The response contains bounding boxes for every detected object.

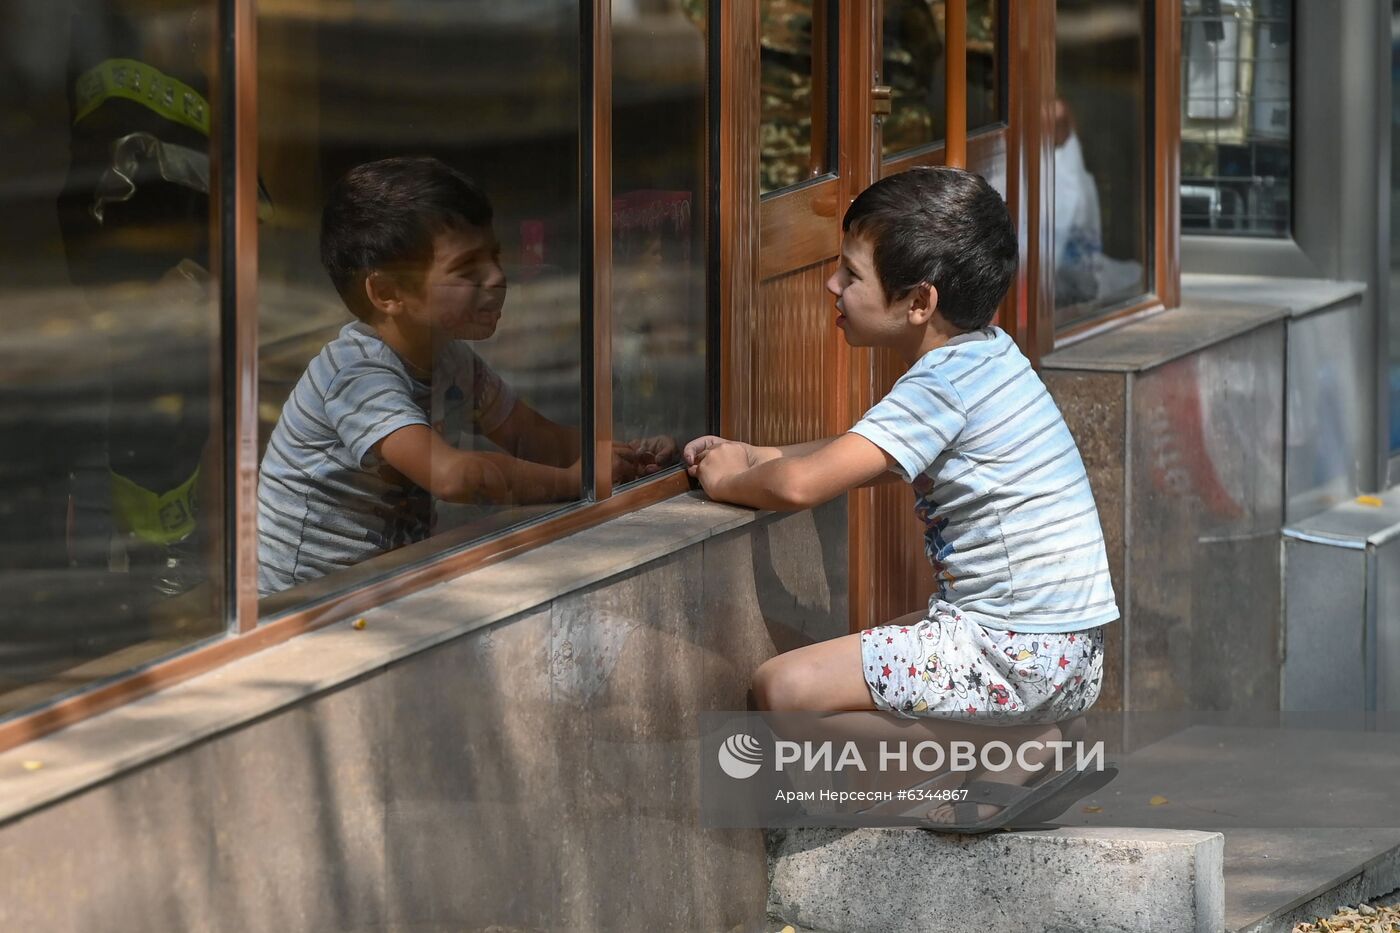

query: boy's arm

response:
[685,434,900,488]
[485,400,647,480]
[693,433,896,511]
[377,424,580,505]
[685,435,832,466]
[485,400,579,467]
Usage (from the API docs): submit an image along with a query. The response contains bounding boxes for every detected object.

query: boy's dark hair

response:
[842,167,1018,330]
[321,156,493,319]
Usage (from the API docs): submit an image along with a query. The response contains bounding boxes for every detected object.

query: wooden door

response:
[719,1,1035,633]
[720,0,881,630]
[864,0,1020,626]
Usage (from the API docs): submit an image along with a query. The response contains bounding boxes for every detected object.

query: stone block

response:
[0,746,217,933]
[1045,369,1127,713]
[1128,325,1284,712]
[700,529,777,711]
[382,606,560,930]
[767,826,1225,933]
[203,678,388,933]
[750,499,849,645]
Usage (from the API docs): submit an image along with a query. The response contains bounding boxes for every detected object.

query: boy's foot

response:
[926,723,1063,826]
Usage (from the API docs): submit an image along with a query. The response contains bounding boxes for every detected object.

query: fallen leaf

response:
[352,618,367,630]
[1082,805,1103,813]
[21,760,43,772]
[1149,795,1169,806]
[1357,495,1383,507]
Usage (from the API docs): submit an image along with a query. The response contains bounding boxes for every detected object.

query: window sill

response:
[0,490,768,825]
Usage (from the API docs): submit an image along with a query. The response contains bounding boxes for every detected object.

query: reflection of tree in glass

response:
[883,0,945,155]
[677,0,706,28]
[881,1,999,159]
[760,0,815,193]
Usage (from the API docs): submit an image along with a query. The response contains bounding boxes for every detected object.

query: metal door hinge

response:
[871,85,892,116]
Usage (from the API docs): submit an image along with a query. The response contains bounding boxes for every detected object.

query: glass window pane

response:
[612,0,708,478]
[760,0,835,195]
[0,0,227,714]
[257,1,585,610]
[1053,0,1151,329]
[881,0,1003,160]
[1180,0,1292,237]
[968,0,1003,131]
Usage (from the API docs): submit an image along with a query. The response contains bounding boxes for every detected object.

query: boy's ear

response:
[364,270,407,317]
[906,282,939,326]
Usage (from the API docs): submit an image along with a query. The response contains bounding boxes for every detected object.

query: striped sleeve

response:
[466,348,518,434]
[323,358,429,466]
[849,365,968,481]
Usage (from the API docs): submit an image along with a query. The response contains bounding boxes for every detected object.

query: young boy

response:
[686,168,1116,825]
[259,157,667,595]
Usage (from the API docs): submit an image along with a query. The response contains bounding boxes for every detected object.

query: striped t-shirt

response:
[257,322,516,596]
[849,326,1118,634]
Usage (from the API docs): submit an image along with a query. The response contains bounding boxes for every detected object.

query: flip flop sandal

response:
[922,762,1091,834]
[854,768,965,819]
[1005,762,1120,828]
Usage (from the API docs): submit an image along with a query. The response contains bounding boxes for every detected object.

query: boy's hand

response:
[685,435,762,475]
[693,440,752,499]
[683,435,729,471]
[685,435,779,478]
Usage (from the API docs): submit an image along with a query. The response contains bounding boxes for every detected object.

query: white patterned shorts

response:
[860,600,1105,724]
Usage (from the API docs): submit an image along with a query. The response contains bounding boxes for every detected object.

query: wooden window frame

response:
[1015,0,1181,361]
[0,0,711,752]
[878,0,1010,168]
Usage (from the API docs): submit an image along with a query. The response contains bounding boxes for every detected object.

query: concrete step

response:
[767,826,1225,933]
[764,717,1400,933]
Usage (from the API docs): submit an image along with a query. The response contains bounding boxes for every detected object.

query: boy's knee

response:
[753,655,809,712]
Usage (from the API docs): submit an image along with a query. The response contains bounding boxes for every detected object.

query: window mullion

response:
[591,0,614,501]
[222,0,260,634]
[945,0,968,167]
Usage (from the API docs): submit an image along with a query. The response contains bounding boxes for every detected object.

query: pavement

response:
[1038,720,1400,933]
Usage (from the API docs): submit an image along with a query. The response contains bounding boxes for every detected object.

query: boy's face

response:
[825,233,917,349]
[403,225,507,340]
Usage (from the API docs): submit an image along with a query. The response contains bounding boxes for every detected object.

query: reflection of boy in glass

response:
[257,157,674,596]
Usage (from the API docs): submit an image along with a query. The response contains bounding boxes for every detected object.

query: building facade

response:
[0,1,1394,929]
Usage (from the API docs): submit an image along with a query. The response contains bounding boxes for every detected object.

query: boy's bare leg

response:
[752,608,925,713]
[752,626,1076,802]
[924,721,1063,823]
[752,631,878,714]
[754,630,924,795]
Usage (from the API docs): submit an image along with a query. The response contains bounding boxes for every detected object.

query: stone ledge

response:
[1040,297,1285,374]
[1181,274,1364,321]
[0,490,767,827]
[767,826,1225,933]
[1041,275,1364,375]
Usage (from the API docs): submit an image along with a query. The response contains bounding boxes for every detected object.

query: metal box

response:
[1282,492,1400,711]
